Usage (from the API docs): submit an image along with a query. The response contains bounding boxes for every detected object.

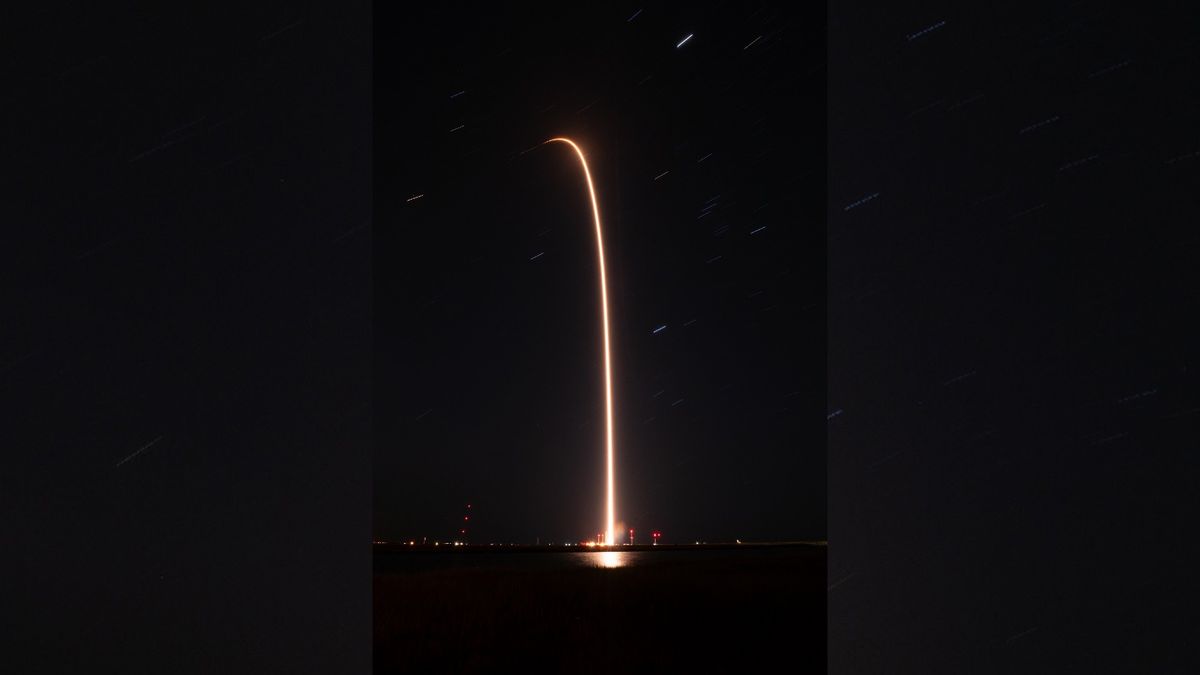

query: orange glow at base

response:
[545,137,617,548]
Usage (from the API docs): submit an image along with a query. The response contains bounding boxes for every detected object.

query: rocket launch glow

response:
[544,137,617,547]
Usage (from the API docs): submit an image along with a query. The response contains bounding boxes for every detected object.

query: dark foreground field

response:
[374,544,825,673]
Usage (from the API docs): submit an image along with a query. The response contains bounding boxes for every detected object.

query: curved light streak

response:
[544,137,616,547]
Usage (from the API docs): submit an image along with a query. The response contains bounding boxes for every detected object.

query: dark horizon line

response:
[372,540,827,549]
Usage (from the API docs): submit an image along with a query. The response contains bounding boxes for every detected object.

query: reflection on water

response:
[593,551,627,568]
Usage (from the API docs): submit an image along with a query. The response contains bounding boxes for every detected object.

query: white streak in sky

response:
[843,192,880,211]
[906,21,945,41]
[115,435,164,468]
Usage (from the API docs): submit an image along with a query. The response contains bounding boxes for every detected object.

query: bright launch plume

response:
[544,137,617,546]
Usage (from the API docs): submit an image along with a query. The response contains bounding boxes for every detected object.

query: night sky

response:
[12,2,1200,672]
[9,5,371,673]
[830,2,1200,672]
[375,4,825,545]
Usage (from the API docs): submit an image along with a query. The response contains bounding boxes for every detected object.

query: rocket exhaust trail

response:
[544,137,617,547]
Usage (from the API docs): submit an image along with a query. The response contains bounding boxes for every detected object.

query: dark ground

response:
[373,545,825,673]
